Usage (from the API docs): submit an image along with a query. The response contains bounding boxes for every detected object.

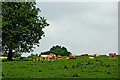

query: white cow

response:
[89,57,94,59]
[40,55,49,61]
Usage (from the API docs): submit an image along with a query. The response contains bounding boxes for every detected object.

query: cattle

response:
[81,54,84,56]
[47,54,56,61]
[89,57,94,59]
[96,54,100,57]
[49,53,54,55]
[69,54,76,59]
[40,55,49,61]
[91,54,96,56]
[84,54,88,56]
[32,56,38,61]
[66,57,69,59]
[81,54,88,56]
[40,53,56,61]
[57,56,62,59]
[109,53,116,58]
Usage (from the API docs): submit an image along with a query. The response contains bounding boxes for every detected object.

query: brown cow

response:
[91,54,96,56]
[81,54,88,56]
[69,54,76,59]
[57,56,62,59]
[96,54,100,57]
[47,54,56,61]
[32,56,38,61]
[84,54,88,56]
[109,53,116,58]
[49,53,54,55]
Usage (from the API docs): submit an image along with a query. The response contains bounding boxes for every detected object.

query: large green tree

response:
[41,45,72,56]
[2,2,49,61]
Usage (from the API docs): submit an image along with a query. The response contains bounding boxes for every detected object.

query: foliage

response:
[2,2,49,60]
[2,52,21,58]
[41,45,71,56]
[13,52,21,58]
[1,53,7,57]
[28,53,39,58]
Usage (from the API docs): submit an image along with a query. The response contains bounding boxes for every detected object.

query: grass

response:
[2,55,119,78]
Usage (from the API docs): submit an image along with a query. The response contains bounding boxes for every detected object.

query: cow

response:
[69,54,76,59]
[40,53,56,61]
[66,57,69,59]
[89,57,94,59]
[109,53,116,58]
[40,55,49,61]
[96,54,100,57]
[81,54,84,56]
[84,54,88,56]
[91,54,96,56]
[47,54,56,61]
[81,54,88,56]
[57,56,62,59]
[32,56,38,61]
[49,53,54,55]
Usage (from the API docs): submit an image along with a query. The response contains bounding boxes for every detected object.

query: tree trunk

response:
[7,48,13,61]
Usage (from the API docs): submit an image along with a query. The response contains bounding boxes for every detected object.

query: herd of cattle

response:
[19,53,116,61]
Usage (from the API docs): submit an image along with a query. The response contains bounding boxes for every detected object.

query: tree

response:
[41,45,72,56]
[2,2,49,61]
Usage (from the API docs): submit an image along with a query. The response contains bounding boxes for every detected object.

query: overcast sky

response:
[22,2,118,57]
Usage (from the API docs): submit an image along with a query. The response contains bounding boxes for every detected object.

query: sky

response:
[22,2,118,57]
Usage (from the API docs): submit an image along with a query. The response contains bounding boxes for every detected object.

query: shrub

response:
[39,70,42,72]
[2,58,8,62]
[72,73,79,77]
[23,58,33,61]
[13,58,20,61]
[106,65,110,67]
[96,59,98,61]
[107,72,110,74]
[64,65,68,69]
[76,64,79,67]
[2,73,4,76]
[72,65,75,68]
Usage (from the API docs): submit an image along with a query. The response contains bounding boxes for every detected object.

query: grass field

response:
[2,55,120,78]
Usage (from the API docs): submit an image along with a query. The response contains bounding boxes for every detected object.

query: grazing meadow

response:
[2,55,119,78]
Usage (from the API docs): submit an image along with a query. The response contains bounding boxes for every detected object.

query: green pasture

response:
[2,55,119,78]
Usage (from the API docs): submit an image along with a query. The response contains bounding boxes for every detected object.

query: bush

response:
[41,45,72,56]
[107,72,110,74]
[106,65,110,67]
[76,64,79,67]
[2,58,8,62]
[13,52,21,58]
[72,73,79,77]
[72,65,75,68]
[38,70,42,72]
[64,65,68,69]
[23,58,33,61]
[13,58,20,61]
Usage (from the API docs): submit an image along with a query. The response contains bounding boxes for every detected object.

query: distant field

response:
[2,55,120,78]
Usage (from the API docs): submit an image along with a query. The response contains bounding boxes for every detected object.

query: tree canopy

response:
[2,2,49,61]
[41,45,72,56]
